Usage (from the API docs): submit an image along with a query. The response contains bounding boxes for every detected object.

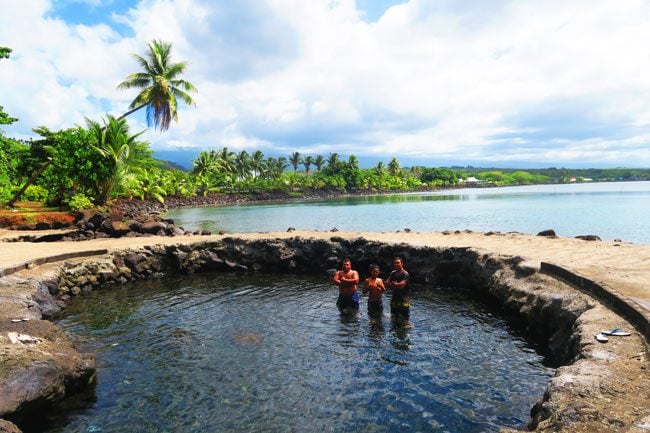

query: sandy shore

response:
[1,228,649,313]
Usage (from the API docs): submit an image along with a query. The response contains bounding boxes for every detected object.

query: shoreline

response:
[0,230,649,432]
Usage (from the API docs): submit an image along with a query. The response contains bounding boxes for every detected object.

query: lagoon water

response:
[167,181,650,244]
[45,274,553,433]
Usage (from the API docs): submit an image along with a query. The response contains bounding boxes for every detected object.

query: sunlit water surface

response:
[43,274,554,433]
[167,181,650,244]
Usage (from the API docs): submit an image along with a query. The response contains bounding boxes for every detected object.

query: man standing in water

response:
[333,258,360,312]
[386,257,410,317]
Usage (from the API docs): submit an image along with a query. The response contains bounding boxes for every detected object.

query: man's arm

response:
[388,272,409,290]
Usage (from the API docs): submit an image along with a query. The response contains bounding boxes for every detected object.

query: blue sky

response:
[2,0,650,168]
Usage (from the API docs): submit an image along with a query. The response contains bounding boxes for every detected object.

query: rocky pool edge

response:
[0,235,648,432]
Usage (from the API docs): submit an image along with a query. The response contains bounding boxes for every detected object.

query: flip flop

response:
[601,328,631,337]
[594,333,608,342]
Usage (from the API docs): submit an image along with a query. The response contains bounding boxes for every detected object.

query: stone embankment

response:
[4,209,193,242]
[1,236,649,432]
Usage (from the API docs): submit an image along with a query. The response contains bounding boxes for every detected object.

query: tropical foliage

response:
[3,39,196,207]
[86,115,153,203]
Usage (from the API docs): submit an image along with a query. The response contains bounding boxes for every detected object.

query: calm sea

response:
[167,181,650,245]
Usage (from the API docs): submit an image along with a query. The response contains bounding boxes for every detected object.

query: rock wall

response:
[2,236,646,432]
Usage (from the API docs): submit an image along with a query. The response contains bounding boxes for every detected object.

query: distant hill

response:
[156,159,189,172]
[153,149,199,171]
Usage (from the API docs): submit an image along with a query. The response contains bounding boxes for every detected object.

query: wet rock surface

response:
[0,274,95,429]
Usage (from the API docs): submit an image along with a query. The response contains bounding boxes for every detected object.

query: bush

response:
[0,176,12,202]
[66,193,95,211]
[22,184,49,201]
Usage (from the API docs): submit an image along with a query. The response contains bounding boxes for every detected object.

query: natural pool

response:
[41,273,554,433]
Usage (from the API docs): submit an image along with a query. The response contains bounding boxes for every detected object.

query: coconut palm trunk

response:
[6,159,52,208]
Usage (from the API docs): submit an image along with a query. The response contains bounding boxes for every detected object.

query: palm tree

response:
[348,154,359,170]
[130,168,166,203]
[117,39,197,131]
[251,150,265,178]
[314,154,325,172]
[374,161,386,177]
[388,157,401,177]
[266,156,288,180]
[216,147,236,174]
[302,155,314,176]
[289,151,302,174]
[235,150,251,179]
[86,115,147,203]
[192,150,219,176]
[326,153,340,173]
[162,170,194,196]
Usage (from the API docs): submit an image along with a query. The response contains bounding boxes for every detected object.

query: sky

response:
[2,0,650,169]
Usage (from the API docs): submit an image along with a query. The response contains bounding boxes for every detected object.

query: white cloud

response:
[1,0,650,166]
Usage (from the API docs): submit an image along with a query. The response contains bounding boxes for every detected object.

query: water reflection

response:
[390,315,412,352]
[367,314,386,346]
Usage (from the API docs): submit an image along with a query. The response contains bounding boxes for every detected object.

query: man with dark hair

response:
[386,257,410,317]
[332,258,360,312]
[363,264,386,316]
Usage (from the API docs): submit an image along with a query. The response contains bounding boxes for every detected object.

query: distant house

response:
[460,176,489,186]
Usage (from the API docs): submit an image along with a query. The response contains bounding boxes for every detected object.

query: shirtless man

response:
[386,257,410,317]
[333,258,360,312]
[362,264,386,316]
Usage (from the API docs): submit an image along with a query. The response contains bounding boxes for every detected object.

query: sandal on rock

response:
[594,333,609,342]
[601,328,631,336]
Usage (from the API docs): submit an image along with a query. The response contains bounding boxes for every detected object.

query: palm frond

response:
[171,88,195,106]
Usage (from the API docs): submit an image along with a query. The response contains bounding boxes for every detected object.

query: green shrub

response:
[22,184,48,201]
[66,193,95,211]
[0,176,12,202]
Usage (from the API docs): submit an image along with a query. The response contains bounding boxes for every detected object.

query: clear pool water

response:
[38,273,554,433]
